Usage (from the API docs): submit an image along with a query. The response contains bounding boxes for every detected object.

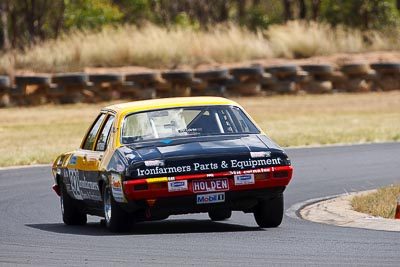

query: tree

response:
[283,0,294,20]
[311,0,321,20]
[321,0,399,30]
[0,1,10,49]
[64,0,123,30]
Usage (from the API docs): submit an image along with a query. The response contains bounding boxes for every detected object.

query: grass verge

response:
[352,185,400,219]
[1,91,400,167]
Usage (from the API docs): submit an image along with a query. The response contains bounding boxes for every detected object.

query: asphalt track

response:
[1,143,399,266]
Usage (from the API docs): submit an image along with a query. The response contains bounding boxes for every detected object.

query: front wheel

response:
[103,184,131,232]
[253,193,284,228]
[60,181,87,225]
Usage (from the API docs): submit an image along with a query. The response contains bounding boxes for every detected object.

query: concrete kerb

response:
[286,190,400,232]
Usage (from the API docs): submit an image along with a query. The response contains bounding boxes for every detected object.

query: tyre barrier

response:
[1,62,400,107]
[193,69,229,96]
[50,73,89,104]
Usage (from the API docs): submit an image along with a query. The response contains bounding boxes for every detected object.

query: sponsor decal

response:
[112,178,121,188]
[136,158,282,177]
[147,177,168,183]
[230,158,281,169]
[230,168,271,175]
[178,128,201,134]
[66,169,102,201]
[116,164,125,172]
[197,192,225,204]
[250,151,271,158]
[193,162,219,171]
[192,178,229,193]
[126,154,135,160]
[137,165,191,177]
[234,174,255,185]
[69,156,77,166]
[111,173,126,203]
[144,160,165,167]
[168,180,188,192]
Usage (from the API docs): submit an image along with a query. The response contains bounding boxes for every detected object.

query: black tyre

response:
[89,74,124,84]
[229,66,263,77]
[60,181,87,225]
[103,184,131,232]
[52,73,89,84]
[204,84,226,96]
[194,69,229,81]
[260,73,277,85]
[9,86,24,96]
[370,62,400,74]
[265,65,298,77]
[0,76,10,88]
[270,81,297,94]
[125,72,160,83]
[208,209,232,221]
[340,64,369,76]
[15,75,51,86]
[300,64,333,76]
[295,71,311,83]
[306,80,333,94]
[161,71,193,82]
[253,193,284,228]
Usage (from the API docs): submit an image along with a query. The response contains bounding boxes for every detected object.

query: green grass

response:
[1,91,400,167]
[352,185,400,219]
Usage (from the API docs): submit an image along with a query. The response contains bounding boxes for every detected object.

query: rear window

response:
[121,105,260,144]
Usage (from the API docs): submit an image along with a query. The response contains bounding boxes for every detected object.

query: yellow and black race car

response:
[51,97,293,232]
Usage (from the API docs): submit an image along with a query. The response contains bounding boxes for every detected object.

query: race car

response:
[51,97,293,232]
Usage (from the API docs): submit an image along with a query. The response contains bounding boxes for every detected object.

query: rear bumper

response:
[122,166,292,214]
[145,186,286,216]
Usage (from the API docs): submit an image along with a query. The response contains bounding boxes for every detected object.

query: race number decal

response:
[68,169,83,200]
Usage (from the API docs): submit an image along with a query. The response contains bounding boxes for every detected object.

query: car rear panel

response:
[123,165,293,200]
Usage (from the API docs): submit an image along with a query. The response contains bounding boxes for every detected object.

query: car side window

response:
[95,115,115,151]
[82,113,106,150]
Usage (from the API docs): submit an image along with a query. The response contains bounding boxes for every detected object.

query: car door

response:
[66,112,115,202]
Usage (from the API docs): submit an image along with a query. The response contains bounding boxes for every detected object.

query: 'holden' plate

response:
[192,178,229,193]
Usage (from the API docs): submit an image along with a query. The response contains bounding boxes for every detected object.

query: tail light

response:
[273,170,290,178]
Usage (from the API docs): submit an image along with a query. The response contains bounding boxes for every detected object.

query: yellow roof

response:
[102,97,239,115]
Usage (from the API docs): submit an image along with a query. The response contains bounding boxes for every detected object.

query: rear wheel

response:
[60,181,87,225]
[208,209,232,221]
[103,184,131,232]
[253,193,284,228]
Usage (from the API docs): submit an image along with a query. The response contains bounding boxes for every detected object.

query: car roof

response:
[101,97,240,115]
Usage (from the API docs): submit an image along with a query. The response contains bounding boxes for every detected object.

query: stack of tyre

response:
[1,62,400,107]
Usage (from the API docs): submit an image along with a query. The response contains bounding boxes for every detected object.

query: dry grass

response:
[1,22,399,73]
[0,92,399,167]
[0,103,100,166]
[241,91,400,147]
[267,22,365,58]
[0,24,272,73]
[352,185,400,218]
